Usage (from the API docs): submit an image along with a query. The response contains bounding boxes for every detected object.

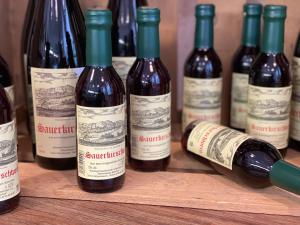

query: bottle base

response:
[278,148,287,158]
[0,195,19,215]
[129,156,170,172]
[36,156,76,170]
[78,175,125,193]
[289,138,300,151]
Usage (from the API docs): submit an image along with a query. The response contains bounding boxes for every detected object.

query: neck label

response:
[247,85,292,149]
[112,57,136,91]
[182,77,222,131]
[187,121,249,170]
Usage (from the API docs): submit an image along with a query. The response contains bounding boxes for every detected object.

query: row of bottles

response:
[182,4,296,157]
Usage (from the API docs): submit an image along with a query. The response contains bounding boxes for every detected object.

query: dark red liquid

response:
[0,87,19,214]
[231,45,259,132]
[249,53,291,156]
[182,122,282,188]
[76,66,125,192]
[127,58,171,171]
[28,0,85,170]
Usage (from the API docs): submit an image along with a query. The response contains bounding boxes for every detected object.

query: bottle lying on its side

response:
[182,121,300,195]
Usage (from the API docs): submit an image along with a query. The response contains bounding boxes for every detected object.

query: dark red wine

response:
[109,0,147,88]
[22,0,37,155]
[27,0,85,170]
[182,4,222,131]
[230,4,261,131]
[0,86,20,214]
[127,8,171,171]
[247,5,291,156]
[289,33,300,151]
[0,55,14,110]
[182,121,300,195]
[76,9,125,192]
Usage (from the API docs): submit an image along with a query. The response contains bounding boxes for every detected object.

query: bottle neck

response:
[137,23,160,58]
[262,19,285,54]
[242,16,260,47]
[86,26,112,66]
[195,17,213,49]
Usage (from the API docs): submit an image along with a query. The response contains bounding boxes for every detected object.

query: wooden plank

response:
[2,197,299,225]
[18,145,300,217]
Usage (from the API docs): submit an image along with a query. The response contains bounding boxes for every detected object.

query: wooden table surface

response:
[2,142,300,225]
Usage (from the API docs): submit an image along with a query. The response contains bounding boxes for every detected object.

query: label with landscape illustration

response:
[0,120,20,201]
[290,57,300,141]
[230,73,248,129]
[182,77,222,130]
[77,104,125,180]
[31,67,84,158]
[247,85,292,149]
[187,121,249,170]
[130,93,171,160]
[112,57,136,90]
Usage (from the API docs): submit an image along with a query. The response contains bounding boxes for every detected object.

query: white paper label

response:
[182,77,222,130]
[130,93,171,160]
[247,85,292,149]
[230,73,248,129]
[31,67,84,158]
[0,120,20,201]
[290,57,300,141]
[112,57,136,90]
[77,104,126,180]
[187,121,249,170]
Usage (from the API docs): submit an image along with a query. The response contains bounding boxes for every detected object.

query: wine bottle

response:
[127,8,171,171]
[289,33,300,151]
[182,121,300,195]
[0,86,20,214]
[230,4,262,131]
[109,0,147,88]
[27,0,85,170]
[247,5,291,155]
[0,55,14,111]
[22,0,37,153]
[182,4,222,131]
[76,9,126,193]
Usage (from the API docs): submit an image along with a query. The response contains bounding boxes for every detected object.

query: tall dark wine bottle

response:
[182,121,300,195]
[22,0,37,154]
[0,86,20,214]
[27,0,85,170]
[182,4,222,131]
[0,55,14,110]
[247,5,291,155]
[127,8,171,171]
[230,4,262,131]
[76,9,126,193]
[109,0,147,88]
[289,33,300,151]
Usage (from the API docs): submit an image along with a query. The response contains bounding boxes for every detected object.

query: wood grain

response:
[18,145,300,217]
[2,197,299,225]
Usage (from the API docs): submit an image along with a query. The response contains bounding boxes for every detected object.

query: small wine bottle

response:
[289,33,300,151]
[182,121,300,195]
[76,9,126,193]
[247,5,291,156]
[127,7,171,171]
[0,86,20,214]
[230,4,262,131]
[28,0,85,170]
[182,4,222,131]
[109,0,147,89]
[0,55,14,111]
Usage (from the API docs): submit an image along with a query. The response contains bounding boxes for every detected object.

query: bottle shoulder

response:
[232,46,260,74]
[0,56,12,87]
[249,53,291,87]
[127,58,171,96]
[185,48,222,78]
